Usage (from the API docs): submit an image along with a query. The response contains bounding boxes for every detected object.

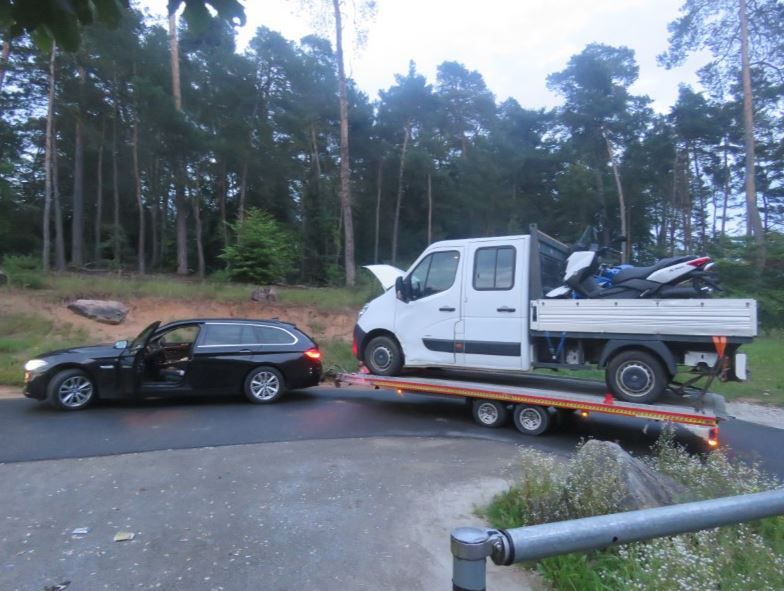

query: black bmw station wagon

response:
[23,318,322,410]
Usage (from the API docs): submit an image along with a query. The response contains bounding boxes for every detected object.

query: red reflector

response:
[304,348,321,360]
[352,337,358,358]
[687,256,712,267]
[708,427,719,447]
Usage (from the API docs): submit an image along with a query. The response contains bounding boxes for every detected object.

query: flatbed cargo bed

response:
[335,371,725,444]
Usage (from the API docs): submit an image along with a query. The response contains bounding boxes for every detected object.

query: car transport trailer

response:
[335,371,727,446]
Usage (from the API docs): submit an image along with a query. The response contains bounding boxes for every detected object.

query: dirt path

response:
[2,291,356,344]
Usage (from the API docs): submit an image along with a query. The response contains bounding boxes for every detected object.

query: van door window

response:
[409,251,460,300]
[474,246,515,290]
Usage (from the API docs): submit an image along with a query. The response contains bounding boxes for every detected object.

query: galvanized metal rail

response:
[450,488,784,591]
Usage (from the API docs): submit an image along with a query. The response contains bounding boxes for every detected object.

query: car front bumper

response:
[23,370,48,400]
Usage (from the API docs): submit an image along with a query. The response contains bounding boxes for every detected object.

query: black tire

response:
[512,404,551,436]
[363,335,403,376]
[471,399,509,428]
[47,368,96,411]
[606,350,667,404]
[244,366,286,404]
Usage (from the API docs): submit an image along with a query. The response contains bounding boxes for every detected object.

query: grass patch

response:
[12,272,379,311]
[0,312,89,386]
[484,432,784,591]
[319,339,357,374]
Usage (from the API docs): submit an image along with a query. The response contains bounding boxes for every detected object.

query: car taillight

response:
[687,256,712,268]
[352,337,358,358]
[304,348,321,360]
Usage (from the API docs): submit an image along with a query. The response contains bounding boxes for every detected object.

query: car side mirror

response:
[114,339,129,350]
[395,276,411,303]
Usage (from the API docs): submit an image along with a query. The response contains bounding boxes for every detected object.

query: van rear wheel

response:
[364,335,403,376]
[606,350,667,404]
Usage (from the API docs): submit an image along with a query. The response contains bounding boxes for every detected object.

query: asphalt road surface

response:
[2,383,783,477]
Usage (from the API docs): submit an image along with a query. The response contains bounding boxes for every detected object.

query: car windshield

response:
[129,322,160,350]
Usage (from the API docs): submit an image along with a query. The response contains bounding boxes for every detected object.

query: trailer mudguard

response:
[598,339,677,376]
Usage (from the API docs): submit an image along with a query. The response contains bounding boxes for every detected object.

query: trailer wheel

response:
[364,335,403,376]
[512,404,551,436]
[606,350,667,404]
[471,400,509,428]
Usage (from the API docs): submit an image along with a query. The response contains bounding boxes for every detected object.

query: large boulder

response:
[251,286,278,303]
[67,299,129,325]
[576,439,688,510]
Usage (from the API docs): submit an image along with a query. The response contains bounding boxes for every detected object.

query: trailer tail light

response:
[352,337,358,358]
[580,410,590,418]
[708,427,719,448]
[304,348,321,361]
[687,256,712,268]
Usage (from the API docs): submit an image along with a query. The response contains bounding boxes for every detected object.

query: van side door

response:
[459,239,528,370]
[394,248,463,367]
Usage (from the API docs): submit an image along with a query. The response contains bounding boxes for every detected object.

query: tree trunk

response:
[132,117,145,274]
[52,108,66,271]
[112,100,121,266]
[150,159,160,268]
[392,123,410,266]
[238,157,248,221]
[691,145,707,248]
[0,39,10,92]
[427,172,433,244]
[168,13,182,112]
[71,65,85,267]
[721,143,730,236]
[602,129,627,262]
[94,120,104,263]
[332,0,356,287]
[191,183,205,279]
[42,43,56,271]
[217,161,228,249]
[175,181,188,274]
[739,0,765,263]
[374,159,382,263]
[169,10,188,275]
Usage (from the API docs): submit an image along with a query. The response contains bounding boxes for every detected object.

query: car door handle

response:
[239,349,252,354]
[439,306,456,312]
[497,306,516,313]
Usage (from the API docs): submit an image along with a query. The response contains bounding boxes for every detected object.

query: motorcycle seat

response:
[611,255,695,283]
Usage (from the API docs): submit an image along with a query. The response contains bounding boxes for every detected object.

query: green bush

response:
[219,209,298,284]
[2,254,48,289]
[485,431,784,591]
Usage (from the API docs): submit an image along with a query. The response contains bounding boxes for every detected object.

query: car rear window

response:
[201,323,297,346]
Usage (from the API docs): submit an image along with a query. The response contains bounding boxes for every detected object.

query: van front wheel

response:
[364,335,403,376]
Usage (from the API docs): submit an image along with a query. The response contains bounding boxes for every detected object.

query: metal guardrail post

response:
[450,527,498,591]
[451,488,784,589]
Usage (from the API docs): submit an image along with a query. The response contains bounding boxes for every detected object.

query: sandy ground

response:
[1,291,356,344]
[726,400,784,430]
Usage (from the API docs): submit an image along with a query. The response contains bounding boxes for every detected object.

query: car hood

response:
[362,264,405,290]
[39,344,122,360]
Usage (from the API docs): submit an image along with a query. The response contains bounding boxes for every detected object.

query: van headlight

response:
[358,304,369,319]
[24,359,48,372]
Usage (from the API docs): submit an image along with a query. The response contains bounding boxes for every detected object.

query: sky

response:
[148,0,710,113]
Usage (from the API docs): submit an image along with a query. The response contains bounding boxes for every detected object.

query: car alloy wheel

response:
[58,375,94,408]
[250,370,280,401]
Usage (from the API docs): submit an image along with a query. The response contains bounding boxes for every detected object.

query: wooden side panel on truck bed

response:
[530,298,757,338]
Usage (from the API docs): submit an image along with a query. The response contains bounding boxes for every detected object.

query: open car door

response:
[118,321,160,397]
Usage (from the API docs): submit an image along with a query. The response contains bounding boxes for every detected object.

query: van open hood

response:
[363,264,405,290]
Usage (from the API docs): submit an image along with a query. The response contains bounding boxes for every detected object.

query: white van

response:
[354,227,756,404]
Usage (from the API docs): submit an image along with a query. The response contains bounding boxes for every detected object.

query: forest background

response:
[0,0,782,327]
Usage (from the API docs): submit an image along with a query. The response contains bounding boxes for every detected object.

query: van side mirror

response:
[395,276,411,303]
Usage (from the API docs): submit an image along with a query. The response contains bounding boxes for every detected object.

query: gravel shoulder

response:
[0,437,545,591]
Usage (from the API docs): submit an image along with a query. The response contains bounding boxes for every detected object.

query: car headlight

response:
[358,304,369,319]
[24,359,48,372]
